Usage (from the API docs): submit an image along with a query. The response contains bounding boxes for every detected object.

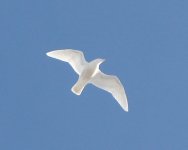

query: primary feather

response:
[46,49,87,75]
[90,71,128,112]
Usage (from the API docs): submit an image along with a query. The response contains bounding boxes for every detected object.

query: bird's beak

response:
[101,59,105,63]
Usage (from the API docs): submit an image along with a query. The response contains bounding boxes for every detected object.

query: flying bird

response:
[46,49,128,112]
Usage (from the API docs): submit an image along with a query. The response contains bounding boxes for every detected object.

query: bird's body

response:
[71,59,105,95]
[46,49,128,112]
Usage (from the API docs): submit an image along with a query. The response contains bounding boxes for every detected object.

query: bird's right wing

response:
[46,49,87,75]
[90,71,128,112]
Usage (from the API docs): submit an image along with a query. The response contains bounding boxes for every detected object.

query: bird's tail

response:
[71,79,88,95]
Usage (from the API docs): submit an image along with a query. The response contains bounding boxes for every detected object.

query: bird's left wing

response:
[46,49,87,75]
[90,71,128,112]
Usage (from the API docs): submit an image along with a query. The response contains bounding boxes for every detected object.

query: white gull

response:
[46,49,128,112]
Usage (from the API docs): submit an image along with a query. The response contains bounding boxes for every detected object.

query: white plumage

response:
[46,49,128,112]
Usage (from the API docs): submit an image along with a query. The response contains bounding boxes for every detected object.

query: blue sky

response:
[0,0,188,149]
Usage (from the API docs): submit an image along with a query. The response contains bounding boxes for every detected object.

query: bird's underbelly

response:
[80,67,97,82]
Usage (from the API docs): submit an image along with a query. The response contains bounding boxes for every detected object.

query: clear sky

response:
[0,0,188,149]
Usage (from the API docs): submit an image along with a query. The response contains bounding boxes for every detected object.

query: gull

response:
[46,49,128,112]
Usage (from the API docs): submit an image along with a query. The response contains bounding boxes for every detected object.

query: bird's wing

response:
[46,49,87,75]
[90,71,128,112]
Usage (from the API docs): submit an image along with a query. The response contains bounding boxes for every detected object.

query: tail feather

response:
[71,79,87,95]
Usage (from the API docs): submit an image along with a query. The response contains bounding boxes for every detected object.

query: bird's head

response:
[93,58,105,71]
[91,58,105,71]
[95,58,105,65]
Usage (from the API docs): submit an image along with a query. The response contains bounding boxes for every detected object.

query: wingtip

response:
[123,106,129,112]
[46,52,51,57]
[125,108,129,112]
